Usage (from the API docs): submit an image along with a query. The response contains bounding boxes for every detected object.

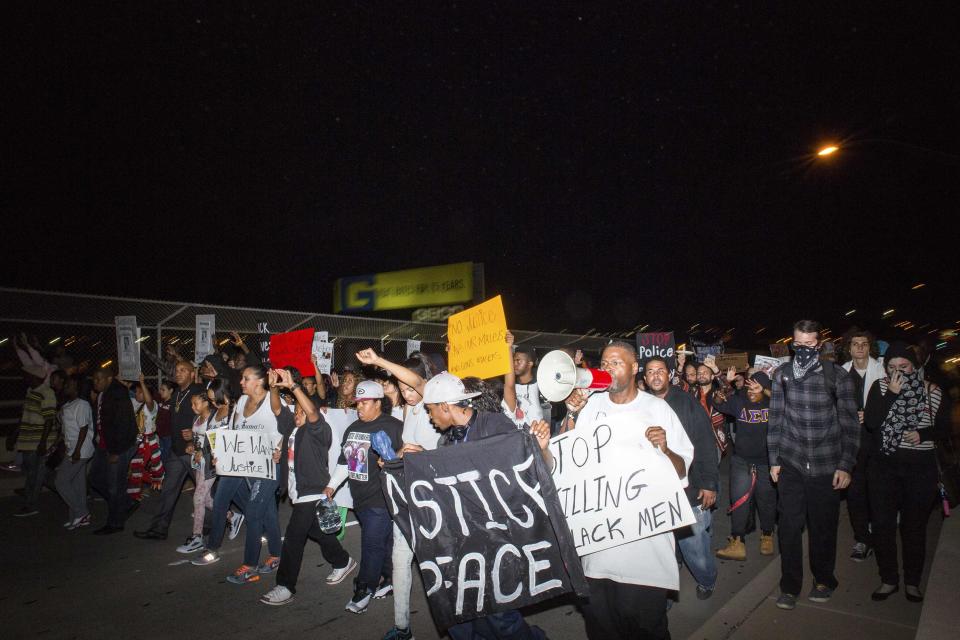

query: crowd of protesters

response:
[3,319,956,639]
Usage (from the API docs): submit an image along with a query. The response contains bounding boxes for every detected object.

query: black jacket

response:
[99,379,138,454]
[289,413,334,497]
[661,386,720,505]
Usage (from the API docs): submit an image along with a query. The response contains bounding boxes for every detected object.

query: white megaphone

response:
[536,350,614,402]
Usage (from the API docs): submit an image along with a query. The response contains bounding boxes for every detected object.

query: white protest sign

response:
[115,316,141,381]
[195,314,216,363]
[209,428,278,480]
[753,355,781,376]
[311,332,333,376]
[548,413,697,556]
[406,339,421,358]
[323,408,357,509]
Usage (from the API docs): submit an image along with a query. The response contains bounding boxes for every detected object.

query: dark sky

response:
[6,3,960,344]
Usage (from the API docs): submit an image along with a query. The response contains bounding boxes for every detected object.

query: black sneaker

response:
[382,627,413,640]
[775,593,797,610]
[696,584,714,600]
[808,583,835,603]
[849,542,873,562]
[346,586,372,614]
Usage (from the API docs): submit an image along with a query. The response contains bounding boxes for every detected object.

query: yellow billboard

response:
[334,262,474,313]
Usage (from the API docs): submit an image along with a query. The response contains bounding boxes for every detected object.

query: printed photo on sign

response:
[324,409,356,509]
[344,431,371,481]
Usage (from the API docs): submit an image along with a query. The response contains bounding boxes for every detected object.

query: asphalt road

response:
[1,457,777,639]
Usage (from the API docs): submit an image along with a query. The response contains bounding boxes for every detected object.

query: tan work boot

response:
[760,533,775,556]
[716,536,746,561]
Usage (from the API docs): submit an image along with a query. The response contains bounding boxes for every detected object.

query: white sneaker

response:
[177,535,205,554]
[260,585,294,606]
[346,587,372,614]
[326,557,358,585]
[374,581,393,599]
[191,549,221,566]
[228,512,245,540]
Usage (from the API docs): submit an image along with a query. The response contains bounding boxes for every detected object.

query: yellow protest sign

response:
[447,296,511,379]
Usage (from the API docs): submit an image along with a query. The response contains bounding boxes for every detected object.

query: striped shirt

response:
[876,378,943,452]
[15,383,58,451]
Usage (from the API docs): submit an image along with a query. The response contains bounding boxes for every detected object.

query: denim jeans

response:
[448,609,547,640]
[676,504,718,589]
[392,524,415,628]
[90,446,136,528]
[158,436,172,463]
[355,507,393,591]
[207,475,249,551]
[243,478,281,566]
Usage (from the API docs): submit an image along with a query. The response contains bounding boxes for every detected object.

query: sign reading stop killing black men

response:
[381,430,588,629]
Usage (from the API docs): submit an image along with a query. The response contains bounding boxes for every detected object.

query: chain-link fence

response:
[0,287,616,441]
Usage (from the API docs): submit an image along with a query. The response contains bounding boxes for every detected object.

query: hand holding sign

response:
[645,426,668,451]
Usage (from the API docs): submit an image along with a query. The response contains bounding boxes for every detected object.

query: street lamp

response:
[817,145,839,157]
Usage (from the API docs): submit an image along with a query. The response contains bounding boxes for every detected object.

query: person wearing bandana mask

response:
[863,342,950,603]
[767,320,860,610]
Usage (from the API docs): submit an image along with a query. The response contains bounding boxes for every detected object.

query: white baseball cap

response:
[421,372,481,405]
[354,380,385,401]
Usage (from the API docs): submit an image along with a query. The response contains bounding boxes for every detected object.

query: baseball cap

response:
[354,380,385,401]
[421,372,481,405]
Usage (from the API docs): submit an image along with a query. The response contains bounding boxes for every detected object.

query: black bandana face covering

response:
[791,344,820,379]
[792,344,818,367]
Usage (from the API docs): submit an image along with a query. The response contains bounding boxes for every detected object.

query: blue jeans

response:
[158,436,172,462]
[676,504,718,590]
[90,446,136,528]
[207,475,249,551]
[355,507,393,590]
[243,478,281,566]
[448,610,546,640]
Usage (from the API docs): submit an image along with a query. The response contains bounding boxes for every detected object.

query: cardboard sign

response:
[115,316,141,380]
[715,352,749,372]
[209,428,279,480]
[256,320,272,364]
[548,413,697,556]
[753,355,782,376]
[195,314,216,363]
[769,343,790,358]
[636,332,676,373]
[381,430,589,629]
[322,409,356,509]
[447,296,511,379]
[269,328,315,377]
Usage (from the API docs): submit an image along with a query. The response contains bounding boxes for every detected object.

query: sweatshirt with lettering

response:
[713,390,770,466]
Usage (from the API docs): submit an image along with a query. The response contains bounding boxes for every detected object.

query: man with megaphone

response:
[555,341,694,640]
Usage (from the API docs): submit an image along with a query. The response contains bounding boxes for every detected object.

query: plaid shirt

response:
[767,363,860,475]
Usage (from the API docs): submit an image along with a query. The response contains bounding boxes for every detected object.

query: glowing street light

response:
[817,145,839,157]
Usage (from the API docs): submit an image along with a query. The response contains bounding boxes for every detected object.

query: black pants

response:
[582,578,669,640]
[276,500,350,593]
[729,456,777,538]
[144,454,192,534]
[867,454,938,586]
[777,463,840,595]
[90,446,136,528]
[846,446,872,545]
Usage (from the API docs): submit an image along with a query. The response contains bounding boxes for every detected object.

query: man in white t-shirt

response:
[563,341,693,640]
[503,343,544,426]
[55,375,96,529]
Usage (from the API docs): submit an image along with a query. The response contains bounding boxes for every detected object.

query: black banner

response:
[636,331,676,374]
[381,430,589,629]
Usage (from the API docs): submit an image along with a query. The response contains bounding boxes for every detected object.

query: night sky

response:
[6,3,960,344]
